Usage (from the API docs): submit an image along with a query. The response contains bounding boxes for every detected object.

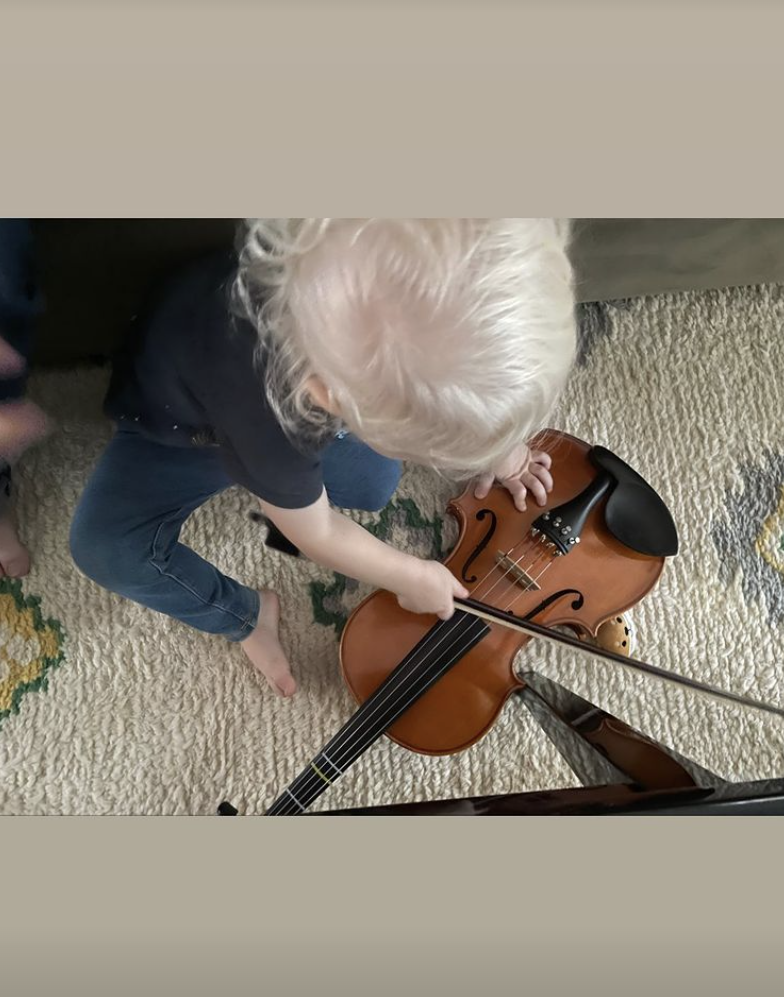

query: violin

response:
[255,429,784,816]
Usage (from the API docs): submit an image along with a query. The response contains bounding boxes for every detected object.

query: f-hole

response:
[461,509,498,583]
[523,589,586,622]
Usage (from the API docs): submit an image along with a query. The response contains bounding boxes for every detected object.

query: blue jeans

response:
[69,427,401,641]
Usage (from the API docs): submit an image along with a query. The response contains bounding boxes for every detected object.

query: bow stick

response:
[455,596,784,719]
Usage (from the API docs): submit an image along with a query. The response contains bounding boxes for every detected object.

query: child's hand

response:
[0,337,50,462]
[473,446,553,513]
[0,337,25,379]
[0,399,50,462]
[395,560,469,620]
[263,496,468,619]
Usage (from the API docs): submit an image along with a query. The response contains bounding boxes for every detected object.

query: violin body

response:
[255,428,778,818]
[339,430,666,756]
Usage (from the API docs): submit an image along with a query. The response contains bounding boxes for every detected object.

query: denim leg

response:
[321,431,402,512]
[69,429,260,641]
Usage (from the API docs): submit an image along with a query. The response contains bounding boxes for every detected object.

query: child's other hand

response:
[0,336,50,461]
[0,338,25,379]
[0,399,50,462]
[473,445,553,513]
[395,560,469,620]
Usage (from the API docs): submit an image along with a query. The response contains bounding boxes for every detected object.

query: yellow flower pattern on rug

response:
[0,578,65,727]
[755,485,784,577]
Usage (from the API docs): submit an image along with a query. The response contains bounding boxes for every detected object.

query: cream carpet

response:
[2,283,784,815]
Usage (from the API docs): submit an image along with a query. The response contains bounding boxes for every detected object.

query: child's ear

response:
[304,375,341,415]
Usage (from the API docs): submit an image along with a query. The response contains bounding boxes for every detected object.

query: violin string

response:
[270,525,560,813]
[268,535,545,813]
[268,614,490,814]
[270,520,575,814]
[272,617,485,809]
[497,556,557,618]
[271,563,568,816]
[270,552,527,813]
[485,506,578,614]
[487,535,559,617]
[268,616,487,812]
[457,529,551,619]
[266,616,487,814]
[492,510,578,615]
[512,535,552,582]
[277,489,762,813]
[457,494,565,611]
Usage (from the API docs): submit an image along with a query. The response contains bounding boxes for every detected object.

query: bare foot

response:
[0,511,31,578]
[240,590,297,698]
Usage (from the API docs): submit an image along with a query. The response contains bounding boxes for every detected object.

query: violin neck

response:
[266,611,492,815]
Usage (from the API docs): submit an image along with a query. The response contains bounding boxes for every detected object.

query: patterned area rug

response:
[2,283,784,814]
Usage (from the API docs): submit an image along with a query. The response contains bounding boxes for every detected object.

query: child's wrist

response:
[385,549,428,598]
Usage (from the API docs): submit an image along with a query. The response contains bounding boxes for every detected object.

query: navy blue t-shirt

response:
[104,251,326,509]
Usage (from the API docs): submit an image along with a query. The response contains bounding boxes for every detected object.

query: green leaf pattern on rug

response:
[309,497,445,636]
[0,578,66,729]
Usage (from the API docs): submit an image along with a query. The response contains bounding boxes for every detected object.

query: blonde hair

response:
[232,218,576,477]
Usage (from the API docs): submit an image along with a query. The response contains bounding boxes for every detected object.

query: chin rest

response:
[589,446,679,557]
[533,445,679,558]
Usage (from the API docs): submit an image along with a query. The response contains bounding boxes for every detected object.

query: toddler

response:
[70,219,576,697]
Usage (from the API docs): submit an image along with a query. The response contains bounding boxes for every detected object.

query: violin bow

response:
[454,596,784,720]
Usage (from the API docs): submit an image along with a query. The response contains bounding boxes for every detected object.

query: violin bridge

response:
[495,551,541,591]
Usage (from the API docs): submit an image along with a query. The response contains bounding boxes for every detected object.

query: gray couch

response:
[28,219,784,366]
